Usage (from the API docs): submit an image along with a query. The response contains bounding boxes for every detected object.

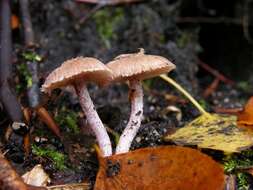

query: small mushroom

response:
[107,49,176,154]
[42,57,112,157]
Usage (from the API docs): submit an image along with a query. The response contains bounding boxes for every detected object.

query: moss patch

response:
[93,8,124,48]
[32,144,67,170]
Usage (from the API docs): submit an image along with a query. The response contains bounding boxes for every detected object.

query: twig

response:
[213,107,242,115]
[242,0,253,44]
[23,134,30,157]
[19,0,35,47]
[0,0,23,122]
[36,107,61,138]
[19,0,40,108]
[79,4,104,25]
[197,59,235,85]
[19,0,61,138]
[203,78,220,98]
[176,16,243,25]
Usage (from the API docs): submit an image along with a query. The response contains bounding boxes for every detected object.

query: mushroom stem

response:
[116,80,143,154]
[75,82,112,157]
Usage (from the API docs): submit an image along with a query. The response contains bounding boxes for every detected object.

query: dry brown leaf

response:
[237,97,253,127]
[94,146,224,190]
[22,165,50,187]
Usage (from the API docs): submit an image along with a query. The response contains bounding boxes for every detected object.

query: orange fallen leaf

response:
[95,146,224,190]
[237,97,253,127]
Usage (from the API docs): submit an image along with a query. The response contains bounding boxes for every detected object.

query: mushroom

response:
[42,57,112,157]
[107,49,175,154]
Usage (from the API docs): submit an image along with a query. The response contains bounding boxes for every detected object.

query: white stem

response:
[75,82,112,157]
[116,80,143,154]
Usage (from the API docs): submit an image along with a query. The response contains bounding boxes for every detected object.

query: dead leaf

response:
[22,165,50,187]
[161,105,182,121]
[237,97,253,126]
[94,146,224,190]
[165,114,253,153]
[0,153,28,190]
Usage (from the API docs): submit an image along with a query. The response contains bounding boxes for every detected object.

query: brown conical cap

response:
[107,49,176,82]
[41,57,112,92]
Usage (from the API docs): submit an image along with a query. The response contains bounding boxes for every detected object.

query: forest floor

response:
[0,0,253,189]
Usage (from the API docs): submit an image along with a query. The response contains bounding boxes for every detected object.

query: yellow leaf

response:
[164,114,253,153]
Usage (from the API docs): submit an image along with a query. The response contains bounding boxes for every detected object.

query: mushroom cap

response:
[41,57,112,92]
[107,49,176,82]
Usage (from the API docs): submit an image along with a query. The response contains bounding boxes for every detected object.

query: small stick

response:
[19,0,40,108]
[0,0,23,122]
[36,107,61,138]
[176,16,243,25]
[197,59,235,85]
[19,0,35,47]
[23,134,30,157]
[79,4,104,24]
[203,78,220,98]
[213,107,242,115]
[19,0,61,137]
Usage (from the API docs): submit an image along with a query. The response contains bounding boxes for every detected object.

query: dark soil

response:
[0,0,253,188]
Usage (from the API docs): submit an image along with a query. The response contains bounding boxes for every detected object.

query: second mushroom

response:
[107,49,176,154]
[42,57,113,157]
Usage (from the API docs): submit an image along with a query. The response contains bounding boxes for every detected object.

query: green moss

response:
[223,155,238,173]
[16,63,32,93]
[223,153,253,173]
[223,150,253,189]
[93,8,124,48]
[32,144,67,170]
[16,51,42,93]
[237,173,250,190]
[55,108,80,134]
[22,52,42,62]
[176,30,202,52]
[238,81,251,92]
[198,99,209,111]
